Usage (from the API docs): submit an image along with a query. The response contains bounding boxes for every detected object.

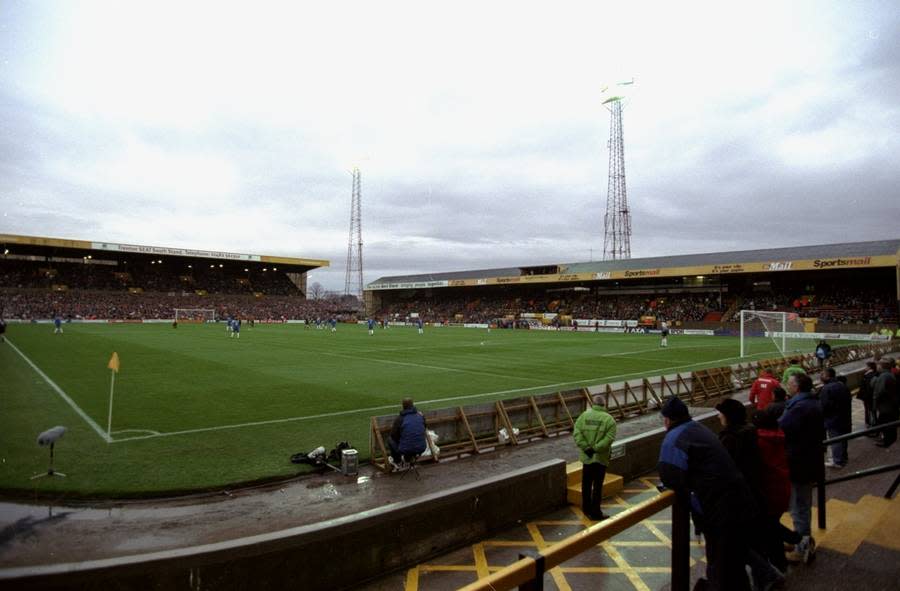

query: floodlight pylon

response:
[602,81,634,261]
[343,167,364,298]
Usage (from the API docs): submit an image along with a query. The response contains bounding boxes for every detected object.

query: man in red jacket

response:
[749,369,780,411]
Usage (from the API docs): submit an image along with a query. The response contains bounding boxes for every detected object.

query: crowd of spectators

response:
[3,254,896,328]
[0,257,348,321]
[377,287,897,330]
[568,293,724,322]
[736,288,897,325]
[0,258,301,296]
[0,289,357,322]
[378,292,726,325]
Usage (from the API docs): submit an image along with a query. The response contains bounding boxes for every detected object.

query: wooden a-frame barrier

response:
[369,341,893,472]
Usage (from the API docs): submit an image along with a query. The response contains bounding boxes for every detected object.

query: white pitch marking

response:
[111,429,162,436]
[315,351,547,383]
[6,338,111,443]
[108,351,771,443]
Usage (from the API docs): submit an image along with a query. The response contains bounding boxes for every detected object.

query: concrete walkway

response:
[0,410,671,569]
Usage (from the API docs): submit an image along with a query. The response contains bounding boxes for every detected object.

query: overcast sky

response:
[1,1,898,292]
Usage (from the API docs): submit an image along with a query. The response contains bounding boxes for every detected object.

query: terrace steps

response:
[781,493,900,556]
[565,461,624,505]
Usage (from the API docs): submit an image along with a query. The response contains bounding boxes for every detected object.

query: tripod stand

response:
[31,442,66,479]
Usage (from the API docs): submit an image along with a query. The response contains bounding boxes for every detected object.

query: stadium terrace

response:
[365,239,900,333]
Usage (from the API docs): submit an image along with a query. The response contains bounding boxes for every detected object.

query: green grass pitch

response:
[1,322,787,497]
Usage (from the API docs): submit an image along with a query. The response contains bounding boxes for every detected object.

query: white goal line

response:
[6,339,111,443]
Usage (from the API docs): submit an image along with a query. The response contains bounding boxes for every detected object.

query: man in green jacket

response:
[782,358,806,387]
[574,393,617,521]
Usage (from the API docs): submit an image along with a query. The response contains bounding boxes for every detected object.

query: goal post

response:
[739,310,807,358]
[174,308,216,323]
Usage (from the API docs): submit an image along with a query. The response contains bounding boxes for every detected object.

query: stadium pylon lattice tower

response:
[344,167,364,298]
[602,80,634,261]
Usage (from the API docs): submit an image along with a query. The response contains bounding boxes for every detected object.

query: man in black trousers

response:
[873,360,899,448]
[820,368,852,468]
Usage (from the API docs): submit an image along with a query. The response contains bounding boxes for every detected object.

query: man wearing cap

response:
[658,396,757,591]
[573,394,617,521]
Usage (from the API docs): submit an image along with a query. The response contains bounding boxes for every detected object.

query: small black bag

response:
[327,441,352,462]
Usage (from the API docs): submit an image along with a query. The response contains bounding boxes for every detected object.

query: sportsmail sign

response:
[813,257,871,268]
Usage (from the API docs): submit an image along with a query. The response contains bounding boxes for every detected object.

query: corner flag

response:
[106,352,120,441]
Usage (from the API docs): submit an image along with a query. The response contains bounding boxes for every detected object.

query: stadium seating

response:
[730,288,897,325]
[0,288,358,321]
[376,287,896,329]
[377,292,728,325]
[0,258,301,296]
[0,256,363,321]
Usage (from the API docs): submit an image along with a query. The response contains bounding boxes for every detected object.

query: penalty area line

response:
[6,338,111,443]
[108,350,774,444]
[315,350,547,384]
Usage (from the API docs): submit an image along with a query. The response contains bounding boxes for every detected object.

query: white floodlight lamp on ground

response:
[32,426,67,479]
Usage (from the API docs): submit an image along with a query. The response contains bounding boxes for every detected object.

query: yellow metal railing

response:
[457,490,682,591]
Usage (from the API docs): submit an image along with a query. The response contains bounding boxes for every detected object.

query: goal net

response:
[739,310,809,358]
[174,308,216,323]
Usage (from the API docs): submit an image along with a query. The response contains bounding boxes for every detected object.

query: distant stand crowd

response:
[0,257,896,327]
[376,288,897,329]
[0,258,356,321]
[0,289,356,322]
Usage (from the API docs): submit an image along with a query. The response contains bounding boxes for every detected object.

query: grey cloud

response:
[3,4,900,296]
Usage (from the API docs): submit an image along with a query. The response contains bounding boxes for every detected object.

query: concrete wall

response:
[4,460,566,591]
[606,410,721,481]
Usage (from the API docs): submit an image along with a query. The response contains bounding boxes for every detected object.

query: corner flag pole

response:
[106,352,120,441]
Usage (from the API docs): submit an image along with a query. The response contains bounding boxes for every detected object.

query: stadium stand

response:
[0,289,356,321]
[374,288,896,329]
[377,292,729,325]
[0,234,346,321]
[0,256,302,296]
[368,240,900,332]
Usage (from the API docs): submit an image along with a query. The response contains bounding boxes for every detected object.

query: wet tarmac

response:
[0,409,678,569]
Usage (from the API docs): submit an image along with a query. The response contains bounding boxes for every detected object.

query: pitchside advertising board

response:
[766,331,891,342]
[366,255,897,291]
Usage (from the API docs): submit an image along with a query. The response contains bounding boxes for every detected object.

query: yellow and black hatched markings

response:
[403,476,707,591]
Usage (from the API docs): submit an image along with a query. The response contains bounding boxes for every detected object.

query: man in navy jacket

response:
[873,359,899,447]
[819,368,852,468]
[658,397,757,590]
[779,373,824,563]
[388,398,427,465]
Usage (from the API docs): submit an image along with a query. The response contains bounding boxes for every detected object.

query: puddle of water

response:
[114,534,182,552]
[0,503,47,523]
[0,502,210,526]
